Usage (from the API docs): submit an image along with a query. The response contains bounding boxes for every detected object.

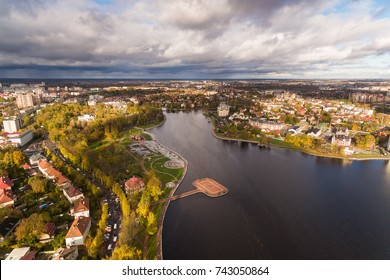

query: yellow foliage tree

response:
[146,212,157,235]
[110,245,142,260]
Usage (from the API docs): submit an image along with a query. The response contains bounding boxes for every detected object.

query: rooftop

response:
[5,247,30,260]
[73,197,90,213]
[65,217,91,238]
[64,186,83,198]
[125,176,145,190]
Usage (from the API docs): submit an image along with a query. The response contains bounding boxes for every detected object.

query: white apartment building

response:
[217,103,230,117]
[2,117,22,133]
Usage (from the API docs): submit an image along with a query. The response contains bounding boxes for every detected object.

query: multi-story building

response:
[16,94,40,108]
[249,118,285,131]
[0,130,34,147]
[331,135,352,147]
[63,186,84,203]
[217,103,230,117]
[70,197,90,218]
[65,216,91,248]
[2,116,22,133]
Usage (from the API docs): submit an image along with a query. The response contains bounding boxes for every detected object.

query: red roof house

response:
[124,176,145,193]
[63,186,84,203]
[0,189,15,208]
[0,177,13,190]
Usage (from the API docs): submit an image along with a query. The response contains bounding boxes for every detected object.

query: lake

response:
[150,111,390,259]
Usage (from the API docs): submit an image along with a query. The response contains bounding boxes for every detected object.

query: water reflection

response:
[315,156,352,167]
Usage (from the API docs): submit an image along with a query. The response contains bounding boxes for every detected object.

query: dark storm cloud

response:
[0,0,390,78]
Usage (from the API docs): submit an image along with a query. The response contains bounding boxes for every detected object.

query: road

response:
[42,136,122,259]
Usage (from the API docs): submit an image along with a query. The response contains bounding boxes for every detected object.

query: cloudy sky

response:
[0,0,390,79]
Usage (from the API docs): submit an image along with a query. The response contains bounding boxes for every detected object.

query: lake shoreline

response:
[144,124,188,260]
[210,126,390,162]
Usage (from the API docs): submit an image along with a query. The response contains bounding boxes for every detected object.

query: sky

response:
[0,0,390,79]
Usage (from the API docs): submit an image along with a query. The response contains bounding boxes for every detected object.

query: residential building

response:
[2,116,22,133]
[335,128,349,136]
[0,189,15,208]
[20,251,37,260]
[2,130,34,147]
[0,217,20,244]
[51,246,78,260]
[39,222,56,243]
[287,125,302,135]
[0,177,14,208]
[249,118,285,131]
[38,160,53,177]
[70,197,90,218]
[217,103,230,117]
[16,94,40,108]
[5,247,31,260]
[29,153,47,166]
[0,177,13,190]
[229,112,248,121]
[125,176,145,193]
[38,160,71,188]
[63,186,84,203]
[306,128,322,137]
[331,135,352,147]
[0,130,34,147]
[54,174,71,188]
[65,216,91,248]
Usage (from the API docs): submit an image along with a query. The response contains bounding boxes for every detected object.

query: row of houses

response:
[37,159,91,253]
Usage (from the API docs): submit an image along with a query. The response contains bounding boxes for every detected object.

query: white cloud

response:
[0,0,390,78]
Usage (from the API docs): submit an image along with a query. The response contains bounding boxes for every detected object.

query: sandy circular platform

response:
[163,160,184,169]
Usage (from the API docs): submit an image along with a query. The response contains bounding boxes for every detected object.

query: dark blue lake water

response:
[151,111,390,259]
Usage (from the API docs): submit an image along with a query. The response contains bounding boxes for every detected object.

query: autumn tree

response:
[28,175,48,193]
[12,150,26,166]
[110,245,142,260]
[136,192,150,220]
[146,212,157,235]
[355,134,376,149]
[88,203,109,258]
[0,208,22,222]
[15,213,45,245]
[118,211,137,246]
[146,172,162,202]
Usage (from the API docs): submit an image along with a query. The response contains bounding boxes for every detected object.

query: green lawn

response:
[270,138,296,149]
[145,155,184,185]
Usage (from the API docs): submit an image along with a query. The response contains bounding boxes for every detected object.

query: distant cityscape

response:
[0,79,390,260]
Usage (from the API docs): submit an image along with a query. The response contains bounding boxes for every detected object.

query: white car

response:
[113,236,117,243]
[107,244,112,251]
